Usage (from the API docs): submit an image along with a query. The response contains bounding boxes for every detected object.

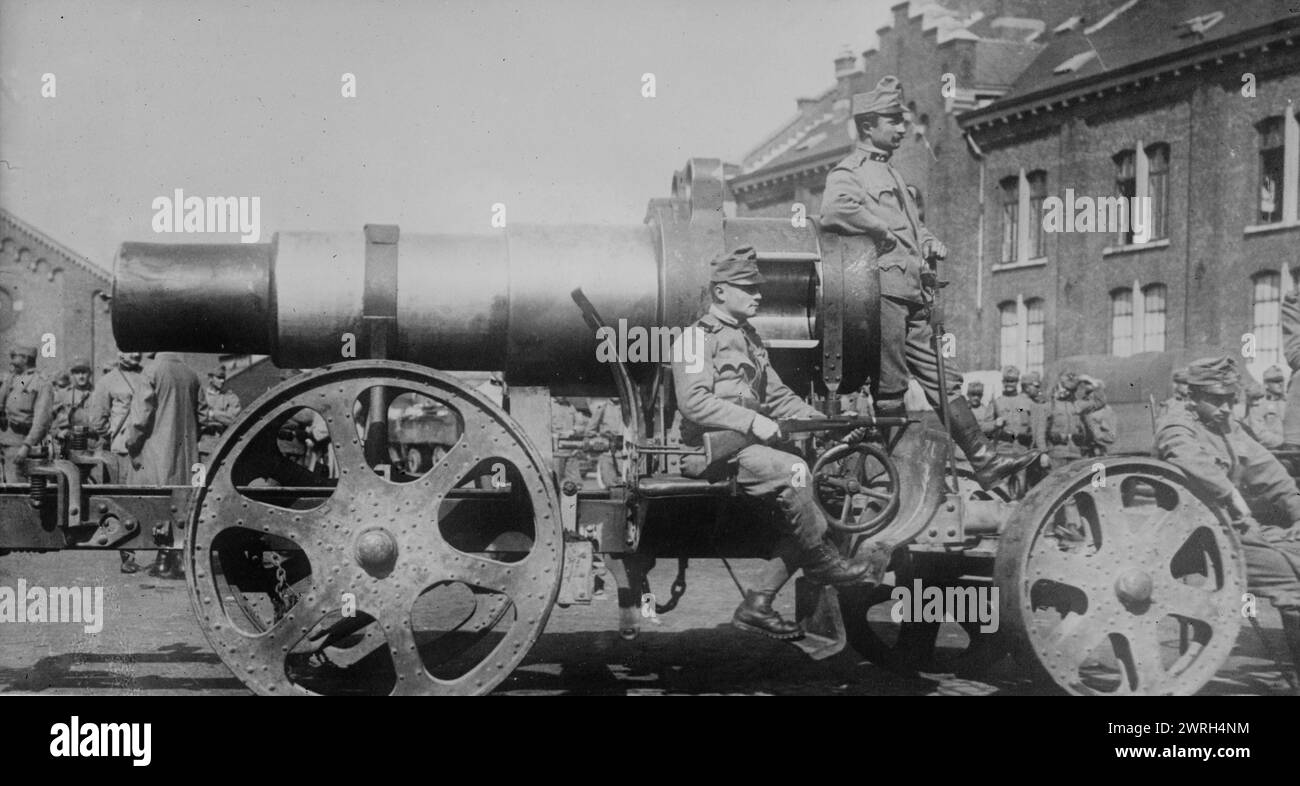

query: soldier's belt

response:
[997,432,1032,446]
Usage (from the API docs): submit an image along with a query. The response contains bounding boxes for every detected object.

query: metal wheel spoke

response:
[1048,613,1113,675]
[1155,579,1223,623]
[1118,624,1169,694]
[839,492,853,524]
[860,488,894,502]
[1132,509,1192,559]
[1026,542,1103,587]
[383,619,441,696]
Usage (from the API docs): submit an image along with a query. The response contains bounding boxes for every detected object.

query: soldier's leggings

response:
[1239,523,1300,611]
[734,443,825,552]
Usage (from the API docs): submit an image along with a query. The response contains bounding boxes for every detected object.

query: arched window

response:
[1025,298,1045,375]
[998,301,1019,369]
[1253,271,1284,371]
[1142,284,1166,352]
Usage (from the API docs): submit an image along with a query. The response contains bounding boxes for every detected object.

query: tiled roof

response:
[1000,0,1300,102]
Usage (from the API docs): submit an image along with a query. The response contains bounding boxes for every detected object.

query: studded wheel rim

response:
[186,361,562,696]
[994,458,1244,696]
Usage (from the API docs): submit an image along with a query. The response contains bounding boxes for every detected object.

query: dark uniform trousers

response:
[876,295,952,408]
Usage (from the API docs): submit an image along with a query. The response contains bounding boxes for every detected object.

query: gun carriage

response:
[0,160,1247,695]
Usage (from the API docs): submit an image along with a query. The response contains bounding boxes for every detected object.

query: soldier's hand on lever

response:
[750,414,781,444]
[922,238,947,262]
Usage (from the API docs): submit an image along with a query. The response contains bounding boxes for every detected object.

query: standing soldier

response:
[198,364,242,460]
[0,344,54,483]
[1076,375,1117,457]
[1038,370,1086,466]
[126,352,201,578]
[1154,356,1300,678]
[819,75,1037,490]
[1245,365,1286,450]
[52,357,96,457]
[983,366,1036,454]
[673,247,886,639]
[586,397,623,489]
[965,380,991,426]
[1021,370,1046,404]
[90,352,145,484]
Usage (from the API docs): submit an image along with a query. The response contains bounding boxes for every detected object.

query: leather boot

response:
[801,541,874,586]
[732,590,803,640]
[946,395,1041,491]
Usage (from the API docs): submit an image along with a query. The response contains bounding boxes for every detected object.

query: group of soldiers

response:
[659,71,1300,678]
[0,347,243,577]
[963,365,1116,467]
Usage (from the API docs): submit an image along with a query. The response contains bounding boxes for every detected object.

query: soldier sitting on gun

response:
[672,246,888,640]
[1154,356,1300,677]
[818,74,1039,490]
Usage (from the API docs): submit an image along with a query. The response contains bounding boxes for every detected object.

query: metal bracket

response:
[819,239,844,414]
[362,223,400,360]
[30,459,85,530]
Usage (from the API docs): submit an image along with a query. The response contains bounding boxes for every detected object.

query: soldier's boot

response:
[1281,609,1300,685]
[946,395,1041,491]
[732,590,803,640]
[801,541,878,586]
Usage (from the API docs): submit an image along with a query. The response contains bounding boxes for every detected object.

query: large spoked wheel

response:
[995,458,1245,695]
[187,361,562,696]
[839,553,1009,677]
[812,442,901,535]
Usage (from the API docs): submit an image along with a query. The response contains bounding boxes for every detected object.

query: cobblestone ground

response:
[0,551,1293,696]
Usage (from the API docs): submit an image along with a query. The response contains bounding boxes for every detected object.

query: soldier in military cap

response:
[983,366,1037,454]
[1021,370,1045,404]
[1075,374,1117,457]
[820,76,1038,490]
[672,246,889,639]
[198,364,243,460]
[965,380,991,425]
[0,344,53,482]
[1154,356,1300,677]
[1037,369,1087,465]
[51,356,96,456]
[1245,365,1287,449]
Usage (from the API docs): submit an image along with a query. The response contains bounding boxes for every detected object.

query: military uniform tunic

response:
[819,143,954,404]
[984,392,1036,449]
[672,304,827,551]
[0,368,53,482]
[1245,397,1285,450]
[1155,402,1300,610]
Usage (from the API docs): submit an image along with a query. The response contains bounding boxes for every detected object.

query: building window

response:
[1253,271,1285,371]
[1259,117,1285,224]
[999,301,1019,368]
[1028,171,1047,259]
[1115,142,1171,244]
[1142,284,1166,352]
[1146,143,1169,240]
[1025,298,1045,375]
[1000,176,1018,263]
[1110,289,1134,357]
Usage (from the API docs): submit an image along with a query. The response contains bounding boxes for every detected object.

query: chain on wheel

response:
[186,361,562,695]
[994,458,1244,695]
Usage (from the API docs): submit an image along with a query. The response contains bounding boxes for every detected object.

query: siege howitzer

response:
[0,159,1251,696]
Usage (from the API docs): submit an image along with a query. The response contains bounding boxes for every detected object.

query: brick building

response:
[962,0,1300,385]
[729,0,1300,387]
[0,208,116,374]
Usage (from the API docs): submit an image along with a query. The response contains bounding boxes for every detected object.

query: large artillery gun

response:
[1,160,1247,695]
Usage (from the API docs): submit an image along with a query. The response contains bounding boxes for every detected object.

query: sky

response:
[0,0,893,270]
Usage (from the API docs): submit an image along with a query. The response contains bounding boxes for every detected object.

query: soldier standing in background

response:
[983,366,1035,454]
[551,397,587,486]
[1154,356,1300,679]
[0,344,53,483]
[1245,365,1286,450]
[1076,375,1117,457]
[1021,370,1045,404]
[965,380,992,431]
[198,364,242,460]
[51,357,96,457]
[819,75,1037,490]
[89,351,145,573]
[585,397,623,489]
[126,352,201,578]
[1038,370,1086,466]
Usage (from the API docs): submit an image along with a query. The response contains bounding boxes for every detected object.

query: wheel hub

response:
[1114,567,1153,606]
[355,528,399,576]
